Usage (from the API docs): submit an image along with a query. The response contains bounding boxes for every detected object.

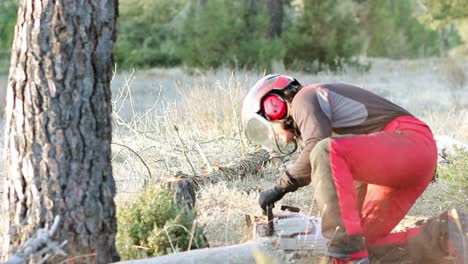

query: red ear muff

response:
[262,94,287,120]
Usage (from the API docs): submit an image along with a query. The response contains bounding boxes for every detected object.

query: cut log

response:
[115,208,327,264]
[114,239,285,264]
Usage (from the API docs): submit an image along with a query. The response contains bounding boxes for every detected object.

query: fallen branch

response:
[184,149,270,185]
[4,216,67,264]
[112,142,153,184]
[161,149,270,213]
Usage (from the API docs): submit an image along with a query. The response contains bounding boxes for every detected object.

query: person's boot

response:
[447,208,468,264]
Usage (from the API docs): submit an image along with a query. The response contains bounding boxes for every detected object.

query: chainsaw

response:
[252,205,328,254]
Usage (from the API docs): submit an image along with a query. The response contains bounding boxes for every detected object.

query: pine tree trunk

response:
[266,0,283,38]
[3,0,119,263]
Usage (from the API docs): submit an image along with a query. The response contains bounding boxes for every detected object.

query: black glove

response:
[258,186,286,211]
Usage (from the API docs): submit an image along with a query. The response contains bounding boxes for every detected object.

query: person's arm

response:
[278,86,332,192]
[258,86,332,210]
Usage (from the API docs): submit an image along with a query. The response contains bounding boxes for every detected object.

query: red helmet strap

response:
[262,94,287,120]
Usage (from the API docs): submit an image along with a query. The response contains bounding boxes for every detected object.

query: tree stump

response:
[165,177,197,214]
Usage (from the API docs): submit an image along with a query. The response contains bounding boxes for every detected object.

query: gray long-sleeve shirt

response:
[279,83,412,191]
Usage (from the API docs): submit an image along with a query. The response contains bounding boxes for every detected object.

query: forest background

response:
[1,0,468,73]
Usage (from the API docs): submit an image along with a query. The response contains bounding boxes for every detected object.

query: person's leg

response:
[310,138,368,259]
[360,184,426,245]
[310,116,437,261]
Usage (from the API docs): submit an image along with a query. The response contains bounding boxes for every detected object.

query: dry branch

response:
[4,216,67,264]
[161,149,270,213]
[112,142,153,183]
[181,149,270,185]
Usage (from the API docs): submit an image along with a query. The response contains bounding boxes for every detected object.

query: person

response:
[241,74,468,264]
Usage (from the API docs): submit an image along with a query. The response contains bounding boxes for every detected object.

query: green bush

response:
[437,150,468,195]
[116,185,208,260]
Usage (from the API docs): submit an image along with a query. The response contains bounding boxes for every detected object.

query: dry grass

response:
[0,57,467,253]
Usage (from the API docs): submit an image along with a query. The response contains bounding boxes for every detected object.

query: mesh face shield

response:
[242,112,297,154]
[243,112,277,150]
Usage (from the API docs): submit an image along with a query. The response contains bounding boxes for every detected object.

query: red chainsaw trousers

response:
[310,115,438,259]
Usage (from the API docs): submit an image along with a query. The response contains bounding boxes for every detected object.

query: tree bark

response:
[3,0,119,263]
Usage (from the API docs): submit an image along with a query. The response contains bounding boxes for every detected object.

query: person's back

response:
[298,83,411,135]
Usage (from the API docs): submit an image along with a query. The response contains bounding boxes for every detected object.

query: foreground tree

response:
[3,0,119,262]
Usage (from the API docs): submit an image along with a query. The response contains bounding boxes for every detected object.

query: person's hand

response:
[258,186,286,211]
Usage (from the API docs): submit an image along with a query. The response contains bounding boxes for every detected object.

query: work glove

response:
[258,186,286,211]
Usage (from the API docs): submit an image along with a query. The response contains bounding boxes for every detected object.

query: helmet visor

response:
[243,112,277,149]
[243,113,297,154]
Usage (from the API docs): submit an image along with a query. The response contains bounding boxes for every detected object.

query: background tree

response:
[179,0,282,70]
[3,0,119,263]
[0,0,18,50]
[283,0,363,72]
[0,0,18,73]
[266,0,284,38]
[1,0,465,73]
[417,0,468,56]
[357,0,440,58]
[115,0,187,67]
[417,0,468,27]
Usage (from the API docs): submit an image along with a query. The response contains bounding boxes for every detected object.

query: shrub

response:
[437,149,468,207]
[116,185,208,260]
